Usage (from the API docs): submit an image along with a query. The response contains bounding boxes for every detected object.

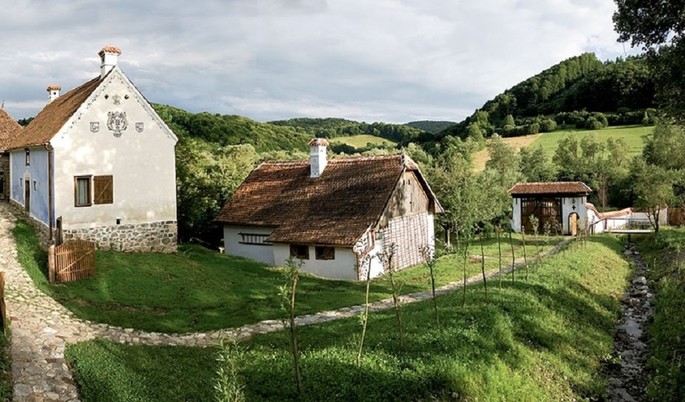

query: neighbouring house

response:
[509,181,592,235]
[215,139,443,280]
[586,204,632,233]
[7,46,178,252]
[0,108,22,201]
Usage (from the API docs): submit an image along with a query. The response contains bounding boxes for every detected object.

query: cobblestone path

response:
[0,204,570,401]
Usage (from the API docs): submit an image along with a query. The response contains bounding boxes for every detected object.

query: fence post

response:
[0,272,5,336]
[48,245,56,285]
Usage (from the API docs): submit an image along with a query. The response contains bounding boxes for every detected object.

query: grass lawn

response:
[634,228,685,401]
[330,134,396,148]
[65,235,630,401]
[473,124,651,172]
[14,220,555,334]
[531,124,651,158]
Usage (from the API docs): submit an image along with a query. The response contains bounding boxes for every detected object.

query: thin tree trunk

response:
[497,228,502,288]
[509,231,516,282]
[522,230,528,280]
[461,240,470,307]
[356,257,372,366]
[388,270,404,348]
[480,234,488,303]
[288,275,303,395]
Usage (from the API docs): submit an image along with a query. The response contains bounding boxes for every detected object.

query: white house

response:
[509,181,592,235]
[215,139,444,280]
[7,46,178,252]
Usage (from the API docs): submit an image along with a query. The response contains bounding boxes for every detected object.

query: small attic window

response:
[25,149,30,166]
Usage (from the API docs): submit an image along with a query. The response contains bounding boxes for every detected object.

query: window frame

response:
[315,246,335,261]
[25,148,30,166]
[74,175,92,207]
[239,233,271,246]
[289,244,310,260]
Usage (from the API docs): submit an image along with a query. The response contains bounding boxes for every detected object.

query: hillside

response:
[405,120,456,133]
[438,53,656,141]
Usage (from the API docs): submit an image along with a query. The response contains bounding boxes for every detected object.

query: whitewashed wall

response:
[273,244,358,280]
[511,195,588,234]
[50,68,177,230]
[223,225,275,264]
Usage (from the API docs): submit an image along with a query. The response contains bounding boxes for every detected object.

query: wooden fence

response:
[48,240,96,284]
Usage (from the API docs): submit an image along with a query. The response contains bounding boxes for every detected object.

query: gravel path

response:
[0,204,571,401]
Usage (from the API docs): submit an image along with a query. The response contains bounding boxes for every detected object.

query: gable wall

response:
[50,70,177,251]
[51,72,176,225]
[379,171,429,227]
[0,153,9,200]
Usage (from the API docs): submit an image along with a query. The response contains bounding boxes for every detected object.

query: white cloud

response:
[0,0,633,123]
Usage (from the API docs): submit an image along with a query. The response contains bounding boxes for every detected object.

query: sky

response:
[0,0,638,124]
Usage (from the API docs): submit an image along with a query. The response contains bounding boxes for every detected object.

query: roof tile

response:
[215,154,433,246]
[508,181,592,196]
[0,108,22,152]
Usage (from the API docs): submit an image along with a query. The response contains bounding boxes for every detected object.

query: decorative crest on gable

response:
[107,111,128,137]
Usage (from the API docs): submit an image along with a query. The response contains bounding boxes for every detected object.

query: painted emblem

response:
[112,94,121,105]
[107,111,128,137]
[90,122,99,133]
[135,122,144,133]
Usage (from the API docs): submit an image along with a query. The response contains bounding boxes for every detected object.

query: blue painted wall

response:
[11,148,50,225]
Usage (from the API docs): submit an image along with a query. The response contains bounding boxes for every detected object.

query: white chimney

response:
[47,84,61,103]
[308,138,329,178]
[99,45,122,78]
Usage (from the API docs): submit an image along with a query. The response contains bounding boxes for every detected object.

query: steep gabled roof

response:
[508,181,592,196]
[8,77,102,149]
[215,154,441,246]
[0,108,22,152]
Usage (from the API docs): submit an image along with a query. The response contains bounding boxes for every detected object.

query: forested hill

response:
[439,53,656,140]
[405,120,456,133]
[270,117,425,146]
[153,104,311,153]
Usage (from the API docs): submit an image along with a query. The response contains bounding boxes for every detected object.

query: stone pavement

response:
[0,204,570,401]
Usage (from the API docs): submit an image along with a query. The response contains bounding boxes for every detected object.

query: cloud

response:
[0,0,634,123]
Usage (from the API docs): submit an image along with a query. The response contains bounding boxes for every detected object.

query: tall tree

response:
[519,145,556,182]
[614,1,685,115]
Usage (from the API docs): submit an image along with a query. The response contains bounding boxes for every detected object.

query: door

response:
[24,180,30,213]
[569,213,578,236]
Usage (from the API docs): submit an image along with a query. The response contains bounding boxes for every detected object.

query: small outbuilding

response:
[215,139,443,280]
[509,181,592,235]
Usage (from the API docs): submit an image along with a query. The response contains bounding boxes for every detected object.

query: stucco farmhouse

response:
[215,139,443,280]
[7,46,178,252]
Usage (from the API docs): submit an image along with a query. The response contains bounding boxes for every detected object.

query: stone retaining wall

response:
[63,220,177,253]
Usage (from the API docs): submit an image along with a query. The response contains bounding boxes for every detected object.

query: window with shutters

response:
[74,176,92,207]
[94,175,114,204]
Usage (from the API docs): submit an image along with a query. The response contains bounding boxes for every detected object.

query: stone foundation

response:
[63,220,177,253]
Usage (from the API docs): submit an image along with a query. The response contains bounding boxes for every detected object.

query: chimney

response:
[99,45,122,78]
[47,84,61,103]
[308,138,329,178]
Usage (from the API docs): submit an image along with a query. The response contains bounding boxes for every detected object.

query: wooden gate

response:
[48,240,96,284]
[521,197,562,234]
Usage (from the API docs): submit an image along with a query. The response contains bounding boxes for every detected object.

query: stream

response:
[605,242,654,402]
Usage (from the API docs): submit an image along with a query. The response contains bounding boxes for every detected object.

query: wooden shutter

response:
[93,175,113,204]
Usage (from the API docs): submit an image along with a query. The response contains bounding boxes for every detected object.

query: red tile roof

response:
[8,77,102,149]
[99,45,122,55]
[508,181,592,196]
[215,154,441,246]
[0,108,22,152]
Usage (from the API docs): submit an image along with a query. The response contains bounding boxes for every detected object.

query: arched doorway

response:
[568,212,580,236]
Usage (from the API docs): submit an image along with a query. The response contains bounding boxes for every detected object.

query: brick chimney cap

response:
[47,84,61,91]
[308,138,329,147]
[99,45,122,56]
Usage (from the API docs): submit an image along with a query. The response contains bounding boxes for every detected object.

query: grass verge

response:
[634,228,685,401]
[13,219,555,333]
[66,235,629,401]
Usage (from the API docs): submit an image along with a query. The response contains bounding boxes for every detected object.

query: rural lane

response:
[0,204,569,401]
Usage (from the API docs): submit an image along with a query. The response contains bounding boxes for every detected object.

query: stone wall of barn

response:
[62,220,177,252]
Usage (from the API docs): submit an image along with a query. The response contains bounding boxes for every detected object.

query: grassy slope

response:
[473,125,652,172]
[66,236,630,401]
[13,220,553,333]
[330,134,396,148]
[634,229,685,401]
